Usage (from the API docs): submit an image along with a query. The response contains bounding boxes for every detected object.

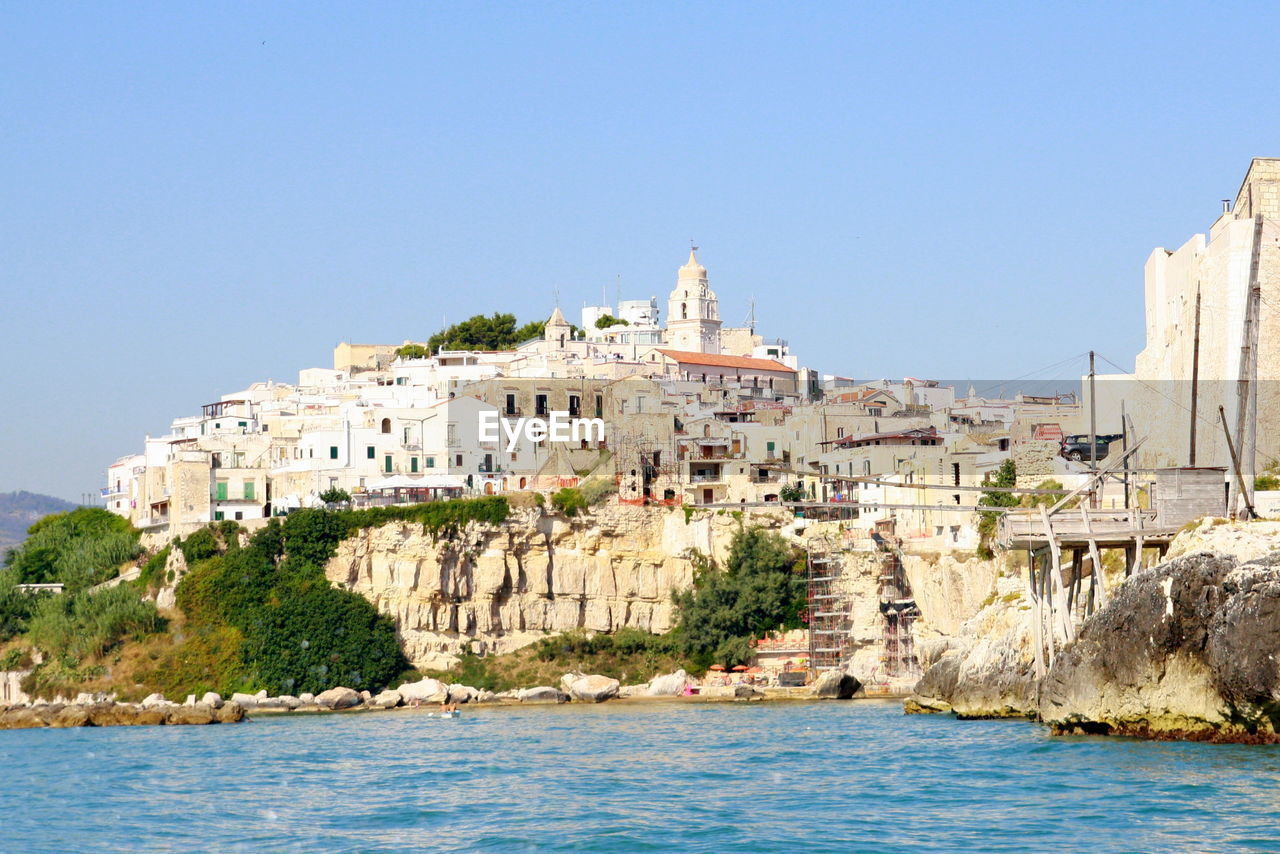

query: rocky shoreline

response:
[906,534,1280,744]
[0,668,868,731]
[0,698,245,729]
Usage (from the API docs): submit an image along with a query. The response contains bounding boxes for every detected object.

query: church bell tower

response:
[664,247,721,353]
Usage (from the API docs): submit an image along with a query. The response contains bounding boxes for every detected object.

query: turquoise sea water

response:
[3,700,1279,853]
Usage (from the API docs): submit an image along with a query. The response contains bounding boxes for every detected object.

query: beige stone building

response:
[1102,158,1280,486]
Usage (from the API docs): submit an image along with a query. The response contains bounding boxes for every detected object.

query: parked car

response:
[1060,433,1124,462]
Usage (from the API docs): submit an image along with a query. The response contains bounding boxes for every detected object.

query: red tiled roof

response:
[656,349,796,373]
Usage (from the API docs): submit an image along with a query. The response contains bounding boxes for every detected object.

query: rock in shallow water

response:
[812,670,862,700]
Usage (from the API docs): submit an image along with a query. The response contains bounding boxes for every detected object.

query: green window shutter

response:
[426,457,435,468]
[214,511,224,521]
[330,446,339,460]
[411,457,419,473]
[215,482,228,500]
[767,441,775,453]
[244,482,255,500]
[385,455,392,473]
[367,446,375,459]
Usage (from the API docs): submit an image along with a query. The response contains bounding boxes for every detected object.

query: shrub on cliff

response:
[25,585,164,661]
[175,516,409,695]
[4,507,141,591]
[551,487,588,517]
[671,527,806,669]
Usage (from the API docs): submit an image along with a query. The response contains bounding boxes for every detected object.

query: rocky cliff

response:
[324,505,787,670]
[1040,550,1280,742]
[907,518,1280,741]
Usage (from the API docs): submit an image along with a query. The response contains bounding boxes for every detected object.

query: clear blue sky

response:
[3,1,1279,501]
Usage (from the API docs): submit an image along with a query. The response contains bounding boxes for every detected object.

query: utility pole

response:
[1189,284,1201,466]
[1088,350,1097,470]
[1121,399,1130,510]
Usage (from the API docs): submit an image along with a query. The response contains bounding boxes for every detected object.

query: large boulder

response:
[646,670,690,696]
[230,692,259,709]
[517,686,569,704]
[165,704,216,726]
[201,692,224,709]
[734,684,764,700]
[1039,551,1280,742]
[215,702,246,723]
[559,671,585,694]
[0,707,49,729]
[140,692,169,709]
[315,687,362,710]
[447,684,479,705]
[812,670,862,700]
[569,675,620,703]
[50,705,90,728]
[372,690,403,709]
[398,678,448,704]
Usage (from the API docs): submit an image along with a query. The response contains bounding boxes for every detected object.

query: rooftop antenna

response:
[744,296,757,333]
[553,287,560,308]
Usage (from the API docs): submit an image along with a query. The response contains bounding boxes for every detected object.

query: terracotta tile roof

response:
[656,349,796,373]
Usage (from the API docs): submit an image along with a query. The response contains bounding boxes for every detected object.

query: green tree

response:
[425,313,547,353]
[594,314,629,329]
[671,528,806,668]
[394,343,429,359]
[779,482,806,502]
[977,459,1019,558]
[319,487,351,505]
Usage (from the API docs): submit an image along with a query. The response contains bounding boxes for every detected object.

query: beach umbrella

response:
[747,666,763,674]
[709,664,725,671]
[731,665,748,672]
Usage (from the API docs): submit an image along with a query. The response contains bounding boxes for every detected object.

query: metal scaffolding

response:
[872,522,920,678]
[806,536,850,672]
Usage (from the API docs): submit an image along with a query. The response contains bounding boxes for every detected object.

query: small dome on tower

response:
[679,248,707,278]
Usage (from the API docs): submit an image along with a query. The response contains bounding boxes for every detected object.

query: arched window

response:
[559,334,565,348]
[681,302,688,319]
[519,477,527,489]
[381,418,391,434]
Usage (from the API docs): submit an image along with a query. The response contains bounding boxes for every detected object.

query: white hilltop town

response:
[104,160,1280,566]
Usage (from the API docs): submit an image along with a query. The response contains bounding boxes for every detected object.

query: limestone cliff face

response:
[324,505,787,669]
[904,553,1003,639]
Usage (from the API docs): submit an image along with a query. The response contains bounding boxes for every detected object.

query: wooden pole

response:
[1220,404,1256,520]
[1029,548,1044,679]
[1038,505,1073,643]
[1080,504,1106,608]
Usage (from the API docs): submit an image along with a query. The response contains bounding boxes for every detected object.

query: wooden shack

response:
[1152,467,1228,527]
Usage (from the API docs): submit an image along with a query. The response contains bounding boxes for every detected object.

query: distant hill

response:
[0,491,78,556]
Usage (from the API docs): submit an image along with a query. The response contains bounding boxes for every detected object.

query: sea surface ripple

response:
[2,700,1279,852]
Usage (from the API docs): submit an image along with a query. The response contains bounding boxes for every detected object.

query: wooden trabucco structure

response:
[997,455,1227,677]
